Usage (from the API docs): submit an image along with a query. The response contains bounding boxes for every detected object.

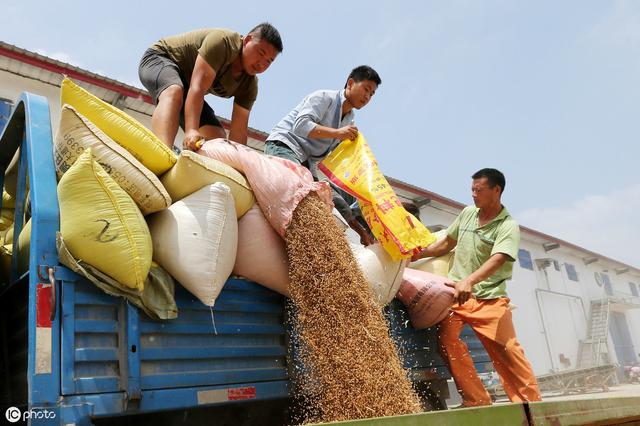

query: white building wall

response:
[0,70,152,138]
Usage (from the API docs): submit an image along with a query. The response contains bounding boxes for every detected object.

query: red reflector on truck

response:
[36,283,52,328]
[228,386,256,400]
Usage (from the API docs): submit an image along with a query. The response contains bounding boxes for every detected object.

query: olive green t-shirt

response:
[151,28,258,110]
[447,205,520,299]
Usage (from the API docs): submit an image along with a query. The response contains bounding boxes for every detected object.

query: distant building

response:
[2,40,638,376]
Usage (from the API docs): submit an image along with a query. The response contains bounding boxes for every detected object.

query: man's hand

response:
[411,249,426,262]
[183,130,204,151]
[349,219,374,246]
[335,125,359,141]
[357,228,374,246]
[446,279,474,305]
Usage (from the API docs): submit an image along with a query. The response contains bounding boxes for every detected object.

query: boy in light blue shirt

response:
[265,65,381,245]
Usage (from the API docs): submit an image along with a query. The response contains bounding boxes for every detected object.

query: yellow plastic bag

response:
[60,78,176,175]
[58,149,152,291]
[319,133,435,260]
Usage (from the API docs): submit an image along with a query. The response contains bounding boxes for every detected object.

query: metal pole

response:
[535,290,557,372]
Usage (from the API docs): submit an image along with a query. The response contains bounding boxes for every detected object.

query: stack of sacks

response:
[60,80,261,309]
[55,79,178,319]
[396,268,455,329]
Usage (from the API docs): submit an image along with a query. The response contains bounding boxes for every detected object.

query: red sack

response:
[396,268,455,329]
[199,139,333,237]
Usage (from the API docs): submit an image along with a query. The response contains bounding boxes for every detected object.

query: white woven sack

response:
[147,182,237,306]
[350,242,406,306]
[233,204,290,296]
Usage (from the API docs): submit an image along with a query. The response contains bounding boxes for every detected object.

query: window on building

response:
[518,249,533,270]
[630,282,639,298]
[600,273,613,296]
[565,263,579,282]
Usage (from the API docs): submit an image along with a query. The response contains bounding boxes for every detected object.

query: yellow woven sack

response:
[160,151,254,217]
[55,105,171,215]
[3,150,21,198]
[60,78,176,175]
[0,220,31,278]
[0,208,14,231]
[58,149,151,291]
[410,231,454,276]
[2,190,15,209]
[2,225,13,246]
[319,133,436,260]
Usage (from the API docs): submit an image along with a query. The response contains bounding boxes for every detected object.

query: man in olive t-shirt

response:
[412,168,541,407]
[138,23,282,150]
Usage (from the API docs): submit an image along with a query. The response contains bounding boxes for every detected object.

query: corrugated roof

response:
[1,40,638,273]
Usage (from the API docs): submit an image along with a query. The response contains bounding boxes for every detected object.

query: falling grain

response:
[285,194,421,423]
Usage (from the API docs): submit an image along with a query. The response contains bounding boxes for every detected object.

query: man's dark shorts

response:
[138,48,223,129]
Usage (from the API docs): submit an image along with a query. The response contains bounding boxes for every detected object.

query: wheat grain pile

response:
[284,194,421,423]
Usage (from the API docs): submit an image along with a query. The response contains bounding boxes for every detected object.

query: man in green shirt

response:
[138,23,282,150]
[412,168,541,407]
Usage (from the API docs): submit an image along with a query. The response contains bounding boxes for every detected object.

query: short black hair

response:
[344,65,381,88]
[402,201,421,220]
[472,168,506,193]
[249,22,283,53]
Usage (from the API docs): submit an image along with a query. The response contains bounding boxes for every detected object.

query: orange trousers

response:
[438,297,541,406]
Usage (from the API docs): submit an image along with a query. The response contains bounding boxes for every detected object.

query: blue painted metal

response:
[0,93,61,420]
[0,98,12,132]
[125,303,142,402]
[385,300,494,380]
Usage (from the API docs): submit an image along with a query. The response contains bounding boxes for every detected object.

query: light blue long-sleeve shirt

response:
[266,89,355,176]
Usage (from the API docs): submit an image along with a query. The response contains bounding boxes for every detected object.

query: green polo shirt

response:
[447,205,520,300]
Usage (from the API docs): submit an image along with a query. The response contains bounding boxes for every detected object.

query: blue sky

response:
[2,0,639,267]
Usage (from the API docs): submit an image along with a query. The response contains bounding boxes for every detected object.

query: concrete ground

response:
[446,379,640,407]
[534,382,640,403]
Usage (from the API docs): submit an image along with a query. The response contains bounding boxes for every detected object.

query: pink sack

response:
[233,204,291,297]
[396,267,455,329]
[199,139,333,237]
